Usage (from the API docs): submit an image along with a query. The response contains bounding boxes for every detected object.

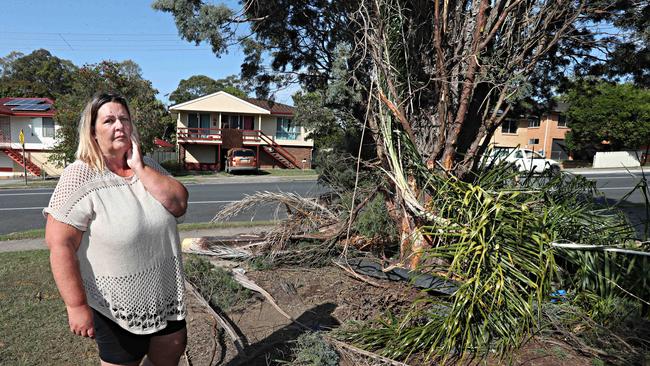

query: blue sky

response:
[0,0,297,105]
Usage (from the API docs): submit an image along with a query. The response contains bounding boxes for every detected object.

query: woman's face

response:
[94,102,132,157]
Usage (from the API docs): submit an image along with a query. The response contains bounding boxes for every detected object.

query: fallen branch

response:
[324,336,413,366]
[230,268,305,326]
[184,279,245,353]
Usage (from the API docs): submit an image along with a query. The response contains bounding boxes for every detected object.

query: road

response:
[0,172,647,236]
[573,171,647,204]
[0,179,327,235]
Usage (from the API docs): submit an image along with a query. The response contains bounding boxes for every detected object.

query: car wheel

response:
[550,165,560,176]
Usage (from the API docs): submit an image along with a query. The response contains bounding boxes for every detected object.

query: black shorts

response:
[92,309,186,364]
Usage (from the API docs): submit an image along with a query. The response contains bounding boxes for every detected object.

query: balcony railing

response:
[177,127,222,142]
[242,130,262,143]
[177,128,303,144]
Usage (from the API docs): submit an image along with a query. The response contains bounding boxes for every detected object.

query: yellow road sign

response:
[19,129,24,145]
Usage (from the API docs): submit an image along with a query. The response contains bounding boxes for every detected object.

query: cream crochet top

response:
[43,157,186,335]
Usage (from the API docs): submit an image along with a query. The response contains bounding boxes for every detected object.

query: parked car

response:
[225,148,258,173]
[484,147,560,174]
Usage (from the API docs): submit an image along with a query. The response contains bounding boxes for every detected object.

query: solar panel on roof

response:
[4,99,44,106]
[11,104,51,111]
[30,104,52,111]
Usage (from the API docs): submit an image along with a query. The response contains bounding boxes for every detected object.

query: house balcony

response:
[177,127,223,144]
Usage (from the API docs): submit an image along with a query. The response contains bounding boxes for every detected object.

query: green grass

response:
[174,169,317,179]
[0,229,46,241]
[0,250,97,365]
[0,180,58,190]
[0,221,277,242]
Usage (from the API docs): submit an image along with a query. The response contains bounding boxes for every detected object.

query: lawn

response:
[0,250,97,365]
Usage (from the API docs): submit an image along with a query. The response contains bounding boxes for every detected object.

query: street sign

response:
[19,129,24,146]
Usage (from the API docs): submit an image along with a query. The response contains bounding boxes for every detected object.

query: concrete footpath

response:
[0,225,274,253]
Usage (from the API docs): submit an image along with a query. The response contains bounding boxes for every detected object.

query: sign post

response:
[19,129,26,185]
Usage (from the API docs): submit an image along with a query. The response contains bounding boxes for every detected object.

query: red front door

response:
[243,116,254,130]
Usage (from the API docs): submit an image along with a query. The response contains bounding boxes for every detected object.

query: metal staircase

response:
[257,132,301,169]
[2,148,41,176]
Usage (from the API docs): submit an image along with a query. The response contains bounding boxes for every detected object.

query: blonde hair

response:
[75,93,139,171]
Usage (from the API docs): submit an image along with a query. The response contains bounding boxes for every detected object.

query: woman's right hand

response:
[66,304,95,338]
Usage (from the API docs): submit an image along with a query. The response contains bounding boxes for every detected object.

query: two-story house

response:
[0,97,62,177]
[489,102,571,160]
[170,91,313,171]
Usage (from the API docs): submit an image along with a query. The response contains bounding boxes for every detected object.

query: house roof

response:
[154,138,174,148]
[243,98,294,116]
[0,97,56,117]
[169,91,294,116]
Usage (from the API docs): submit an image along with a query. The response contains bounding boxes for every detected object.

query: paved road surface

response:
[0,171,647,236]
[574,171,647,204]
[0,179,326,235]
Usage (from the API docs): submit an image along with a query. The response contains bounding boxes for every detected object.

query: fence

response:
[147,149,177,164]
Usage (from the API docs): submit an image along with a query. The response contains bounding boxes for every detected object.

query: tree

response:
[50,60,172,165]
[153,0,604,174]
[564,81,650,158]
[152,0,358,98]
[168,74,248,105]
[585,0,650,87]
[0,49,76,98]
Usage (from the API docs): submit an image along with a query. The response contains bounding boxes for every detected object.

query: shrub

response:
[289,332,339,366]
[183,255,250,311]
[160,159,183,174]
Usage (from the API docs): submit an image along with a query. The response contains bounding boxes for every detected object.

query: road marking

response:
[0,206,44,211]
[0,192,53,196]
[586,176,640,180]
[598,187,637,191]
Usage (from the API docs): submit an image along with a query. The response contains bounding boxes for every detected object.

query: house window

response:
[0,116,10,142]
[276,117,300,140]
[501,119,518,134]
[528,118,540,128]
[558,114,568,127]
[42,117,55,138]
[221,114,244,129]
[528,138,540,145]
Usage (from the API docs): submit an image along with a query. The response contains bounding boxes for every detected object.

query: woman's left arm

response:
[128,138,188,217]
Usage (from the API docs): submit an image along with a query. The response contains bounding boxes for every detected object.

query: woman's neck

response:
[104,155,131,177]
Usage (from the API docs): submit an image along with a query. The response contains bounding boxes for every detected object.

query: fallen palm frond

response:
[212,191,338,223]
[212,191,341,256]
[341,93,647,361]
[541,298,650,364]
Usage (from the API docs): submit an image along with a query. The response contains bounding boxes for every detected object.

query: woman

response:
[44,93,189,366]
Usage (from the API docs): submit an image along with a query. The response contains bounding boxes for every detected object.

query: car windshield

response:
[233,150,255,157]
[490,148,512,158]
[524,150,544,159]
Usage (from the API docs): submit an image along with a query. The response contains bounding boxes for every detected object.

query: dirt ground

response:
[181,263,596,366]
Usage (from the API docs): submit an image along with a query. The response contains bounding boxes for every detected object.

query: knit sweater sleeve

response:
[43,161,96,231]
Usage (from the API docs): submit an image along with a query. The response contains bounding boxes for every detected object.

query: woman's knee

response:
[146,327,187,366]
